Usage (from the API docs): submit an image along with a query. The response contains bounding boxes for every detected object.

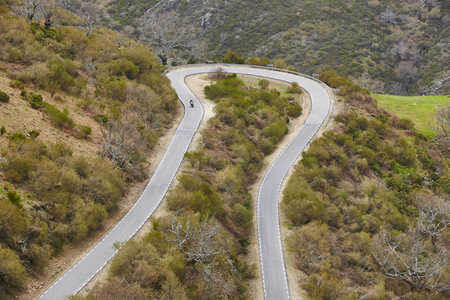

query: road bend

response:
[39,65,332,300]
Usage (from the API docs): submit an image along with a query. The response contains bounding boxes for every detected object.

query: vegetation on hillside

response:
[76,73,303,299]
[104,0,449,95]
[374,94,450,139]
[0,11,177,297]
[283,72,450,299]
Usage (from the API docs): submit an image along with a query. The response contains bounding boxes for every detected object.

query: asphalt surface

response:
[38,65,331,300]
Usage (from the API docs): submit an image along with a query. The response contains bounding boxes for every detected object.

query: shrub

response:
[43,103,75,130]
[94,114,109,125]
[28,93,44,109]
[231,204,253,231]
[0,245,27,292]
[287,82,302,94]
[108,60,140,79]
[398,117,414,130]
[7,191,22,208]
[0,90,9,103]
[11,132,26,141]
[223,50,245,64]
[258,79,270,89]
[28,129,40,139]
[0,126,5,135]
[105,79,127,102]
[287,222,331,274]
[303,273,345,300]
[287,102,302,117]
[9,80,25,90]
[77,125,92,139]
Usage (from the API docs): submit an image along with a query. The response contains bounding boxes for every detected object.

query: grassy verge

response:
[374,94,450,138]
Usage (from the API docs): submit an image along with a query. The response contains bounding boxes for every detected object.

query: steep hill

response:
[283,72,450,299]
[105,0,450,95]
[0,11,178,298]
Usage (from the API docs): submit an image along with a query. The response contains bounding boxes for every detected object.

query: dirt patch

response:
[0,74,101,158]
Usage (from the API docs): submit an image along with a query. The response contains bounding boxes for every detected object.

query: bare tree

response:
[13,0,43,24]
[434,106,450,145]
[380,8,399,25]
[208,67,227,80]
[372,230,449,292]
[164,216,226,263]
[99,117,146,170]
[417,196,450,245]
[40,0,61,29]
[77,0,102,36]
[140,11,193,66]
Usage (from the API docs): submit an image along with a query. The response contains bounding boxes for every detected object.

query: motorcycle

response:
[189,100,194,108]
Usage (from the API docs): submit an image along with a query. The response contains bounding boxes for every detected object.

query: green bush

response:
[43,103,75,130]
[11,132,26,141]
[105,79,127,102]
[398,118,414,130]
[7,191,22,208]
[287,82,302,94]
[223,50,245,64]
[28,93,44,109]
[77,125,92,139]
[287,102,302,117]
[0,90,9,103]
[109,60,140,79]
[28,129,40,139]
[1,125,6,135]
[258,79,270,89]
[9,80,25,90]
[94,114,109,125]
[0,245,27,293]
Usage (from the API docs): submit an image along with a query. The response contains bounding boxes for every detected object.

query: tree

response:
[164,216,226,264]
[434,106,450,145]
[140,11,193,66]
[13,0,42,24]
[77,0,102,37]
[98,117,146,170]
[417,196,450,245]
[273,58,287,69]
[40,0,60,29]
[208,66,227,80]
[380,8,399,25]
[372,230,449,292]
[223,50,245,64]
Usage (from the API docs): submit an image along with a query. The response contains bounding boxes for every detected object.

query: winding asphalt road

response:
[38,65,332,300]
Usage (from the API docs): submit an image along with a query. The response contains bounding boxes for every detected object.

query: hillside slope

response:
[106,0,450,95]
[282,72,450,299]
[0,13,178,298]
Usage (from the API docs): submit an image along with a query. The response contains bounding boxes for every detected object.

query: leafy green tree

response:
[223,50,245,64]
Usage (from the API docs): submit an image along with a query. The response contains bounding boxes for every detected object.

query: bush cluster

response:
[0,90,9,103]
[0,137,124,294]
[0,17,178,297]
[283,75,449,298]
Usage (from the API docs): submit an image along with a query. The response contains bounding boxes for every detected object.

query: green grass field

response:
[374,94,450,138]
